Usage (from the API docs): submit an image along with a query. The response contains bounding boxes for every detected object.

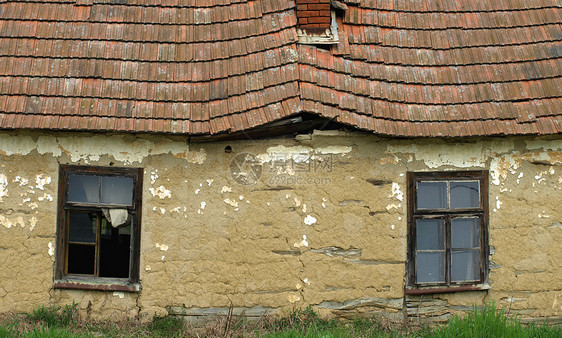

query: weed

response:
[27,301,78,329]
[262,307,348,337]
[147,314,186,337]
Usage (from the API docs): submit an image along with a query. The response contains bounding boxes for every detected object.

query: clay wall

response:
[0,130,560,324]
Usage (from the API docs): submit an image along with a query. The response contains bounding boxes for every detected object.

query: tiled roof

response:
[0,0,561,137]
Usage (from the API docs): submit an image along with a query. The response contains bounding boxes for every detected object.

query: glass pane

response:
[416,252,445,283]
[416,219,445,250]
[68,212,97,243]
[68,174,100,203]
[101,176,133,205]
[450,181,480,208]
[417,181,447,209]
[67,244,95,275]
[452,250,480,282]
[452,217,480,248]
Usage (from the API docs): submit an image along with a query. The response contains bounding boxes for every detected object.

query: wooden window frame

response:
[54,165,143,292]
[406,171,489,294]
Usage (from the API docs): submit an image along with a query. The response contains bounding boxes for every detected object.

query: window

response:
[407,171,489,293]
[55,165,142,291]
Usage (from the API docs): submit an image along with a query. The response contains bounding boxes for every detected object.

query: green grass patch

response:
[27,302,78,329]
[423,303,561,338]
[146,314,186,337]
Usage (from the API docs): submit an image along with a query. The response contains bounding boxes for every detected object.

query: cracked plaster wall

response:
[0,130,560,324]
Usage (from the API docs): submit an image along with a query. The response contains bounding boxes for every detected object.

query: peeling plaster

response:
[38,193,53,202]
[525,139,562,151]
[35,174,51,190]
[379,155,400,165]
[149,186,172,199]
[13,176,29,186]
[390,183,403,201]
[224,198,238,207]
[0,134,37,155]
[0,215,26,229]
[221,186,232,193]
[256,145,352,164]
[490,155,519,186]
[386,203,401,211]
[0,134,206,165]
[304,215,317,225]
[150,170,159,184]
[294,235,309,248]
[386,140,514,169]
[29,217,37,231]
[0,173,7,201]
[113,292,125,299]
[493,195,503,213]
[48,242,54,256]
[535,168,555,185]
[293,197,301,207]
[288,295,301,303]
[155,243,169,251]
[517,172,524,184]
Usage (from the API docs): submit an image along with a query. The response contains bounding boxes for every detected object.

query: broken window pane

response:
[451,217,480,249]
[67,174,100,203]
[67,244,95,275]
[450,181,480,208]
[99,219,131,278]
[68,212,96,243]
[452,250,480,281]
[101,176,133,206]
[417,181,447,209]
[416,252,445,283]
[416,218,445,250]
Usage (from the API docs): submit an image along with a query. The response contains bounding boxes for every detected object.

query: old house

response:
[0,0,561,325]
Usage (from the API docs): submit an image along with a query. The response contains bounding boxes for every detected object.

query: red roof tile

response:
[0,0,560,137]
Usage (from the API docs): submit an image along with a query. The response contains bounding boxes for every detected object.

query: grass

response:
[421,303,561,338]
[0,303,560,337]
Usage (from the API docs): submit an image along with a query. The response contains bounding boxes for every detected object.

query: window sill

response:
[405,283,490,295]
[54,278,140,292]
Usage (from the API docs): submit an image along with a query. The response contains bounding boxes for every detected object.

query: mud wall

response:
[0,130,560,324]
